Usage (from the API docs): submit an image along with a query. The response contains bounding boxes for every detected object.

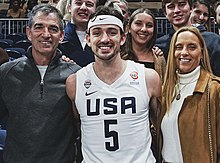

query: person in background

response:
[160,26,220,163]
[63,0,98,67]
[0,4,81,163]
[105,0,130,26]
[23,0,38,17]
[7,0,26,18]
[214,0,220,35]
[156,0,220,77]
[56,0,71,24]
[0,48,9,65]
[121,8,166,83]
[66,6,162,163]
[190,0,211,31]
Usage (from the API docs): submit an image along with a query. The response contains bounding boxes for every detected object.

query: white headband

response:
[87,15,124,32]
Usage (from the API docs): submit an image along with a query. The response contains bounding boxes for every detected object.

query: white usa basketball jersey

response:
[75,60,155,163]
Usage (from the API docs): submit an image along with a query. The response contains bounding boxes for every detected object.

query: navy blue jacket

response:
[63,22,95,67]
[156,25,220,77]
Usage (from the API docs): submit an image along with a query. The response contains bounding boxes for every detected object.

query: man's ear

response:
[163,10,167,17]
[86,34,91,47]
[59,30,64,43]
[26,26,32,42]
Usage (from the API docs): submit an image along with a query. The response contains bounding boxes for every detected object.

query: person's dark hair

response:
[9,0,22,9]
[28,4,64,31]
[122,8,157,61]
[27,0,38,11]
[87,5,124,34]
[162,0,193,13]
[192,0,210,18]
[214,0,220,13]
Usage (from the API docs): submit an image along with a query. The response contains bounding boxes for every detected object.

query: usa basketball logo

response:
[84,79,91,89]
[130,71,138,80]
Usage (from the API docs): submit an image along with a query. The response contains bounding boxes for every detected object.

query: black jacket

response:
[156,25,220,77]
[0,47,81,163]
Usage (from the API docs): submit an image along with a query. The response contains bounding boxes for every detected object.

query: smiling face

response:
[69,0,96,28]
[164,0,192,30]
[174,30,203,74]
[190,2,209,25]
[26,11,64,58]
[129,12,154,46]
[86,24,126,61]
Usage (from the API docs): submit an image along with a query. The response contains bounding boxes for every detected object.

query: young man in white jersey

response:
[66,6,161,163]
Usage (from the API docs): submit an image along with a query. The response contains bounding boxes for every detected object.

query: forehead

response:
[90,24,121,31]
[32,12,60,26]
[73,0,96,3]
[216,5,220,12]
[133,12,153,20]
[194,3,208,11]
[166,0,188,5]
[176,31,199,43]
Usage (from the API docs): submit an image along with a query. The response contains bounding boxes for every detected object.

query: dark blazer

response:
[63,22,95,67]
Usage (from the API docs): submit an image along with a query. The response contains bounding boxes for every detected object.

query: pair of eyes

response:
[74,1,95,8]
[166,1,187,10]
[33,24,60,34]
[175,44,201,51]
[91,31,118,37]
[175,44,198,51]
[91,28,119,36]
[193,9,209,18]
[133,21,154,28]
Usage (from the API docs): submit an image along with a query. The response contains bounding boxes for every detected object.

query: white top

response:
[161,66,200,163]
[75,60,155,163]
[37,65,48,80]
[76,30,87,49]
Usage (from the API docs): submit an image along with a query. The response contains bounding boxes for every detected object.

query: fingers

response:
[62,55,75,63]
[152,46,164,56]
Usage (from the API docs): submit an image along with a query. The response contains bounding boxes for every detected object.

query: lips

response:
[99,45,112,50]
[40,40,51,46]
[137,33,148,38]
[173,14,183,21]
[78,12,88,18]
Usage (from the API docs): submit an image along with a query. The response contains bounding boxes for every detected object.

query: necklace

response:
[175,78,198,100]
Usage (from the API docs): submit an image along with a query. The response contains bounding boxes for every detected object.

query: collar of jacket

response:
[26,46,62,66]
[194,68,210,93]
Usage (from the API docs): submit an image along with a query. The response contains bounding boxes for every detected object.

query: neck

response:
[93,55,127,85]
[132,42,153,62]
[71,20,87,31]
[32,51,55,66]
[173,21,192,31]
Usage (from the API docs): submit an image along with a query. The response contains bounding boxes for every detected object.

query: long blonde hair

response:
[163,26,212,111]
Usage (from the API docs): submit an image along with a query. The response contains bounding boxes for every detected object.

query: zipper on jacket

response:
[40,79,44,99]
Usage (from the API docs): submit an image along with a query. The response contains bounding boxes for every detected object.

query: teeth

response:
[138,33,147,36]
[100,46,110,50]
[180,58,190,62]
[42,41,50,44]
[79,13,87,17]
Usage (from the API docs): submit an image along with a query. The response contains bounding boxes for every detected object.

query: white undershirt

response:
[161,66,200,163]
[76,30,87,49]
[37,65,48,81]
